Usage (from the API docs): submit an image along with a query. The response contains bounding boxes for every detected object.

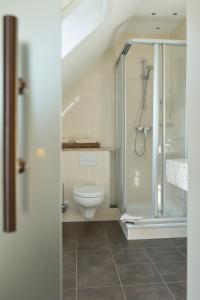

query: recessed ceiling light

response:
[173,12,178,15]
[152,12,156,16]
[156,27,160,30]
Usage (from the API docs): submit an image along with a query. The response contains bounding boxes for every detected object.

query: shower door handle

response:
[3,15,27,232]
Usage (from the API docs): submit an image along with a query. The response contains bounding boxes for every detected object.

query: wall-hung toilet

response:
[73,185,105,219]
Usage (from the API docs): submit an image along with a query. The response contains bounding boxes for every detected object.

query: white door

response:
[0,1,61,300]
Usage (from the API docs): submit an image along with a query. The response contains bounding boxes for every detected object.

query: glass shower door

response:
[116,55,126,212]
[125,44,154,218]
[115,40,187,221]
[163,44,187,218]
[0,3,61,300]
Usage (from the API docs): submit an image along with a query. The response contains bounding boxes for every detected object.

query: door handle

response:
[3,15,17,233]
[3,16,27,233]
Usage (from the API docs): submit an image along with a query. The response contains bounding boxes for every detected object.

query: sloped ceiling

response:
[62,0,186,93]
[62,0,141,92]
[62,0,73,9]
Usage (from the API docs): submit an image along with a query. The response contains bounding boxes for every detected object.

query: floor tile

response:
[77,222,106,238]
[77,266,120,289]
[77,231,106,238]
[63,222,188,299]
[108,237,143,250]
[77,250,114,267]
[103,221,120,228]
[167,282,187,300]
[156,261,187,282]
[170,238,187,247]
[106,230,125,238]
[123,284,174,300]
[145,247,185,262]
[77,237,109,251]
[77,287,125,300]
[63,222,78,238]
[178,245,187,257]
[63,238,76,252]
[104,222,124,237]
[78,221,104,231]
[112,248,150,265]
[63,268,76,289]
[63,252,76,268]
[63,289,76,300]
[117,263,162,285]
[143,239,174,248]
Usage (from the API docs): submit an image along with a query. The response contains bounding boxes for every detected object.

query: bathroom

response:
[4,0,200,298]
[62,1,187,299]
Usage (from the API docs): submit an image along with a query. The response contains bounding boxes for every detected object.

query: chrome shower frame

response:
[115,39,186,224]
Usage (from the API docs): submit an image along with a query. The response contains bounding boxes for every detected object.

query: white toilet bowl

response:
[73,185,105,219]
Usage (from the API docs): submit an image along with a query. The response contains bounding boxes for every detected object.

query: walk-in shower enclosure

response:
[116,39,187,227]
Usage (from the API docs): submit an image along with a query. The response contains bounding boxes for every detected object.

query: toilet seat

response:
[73,185,105,198]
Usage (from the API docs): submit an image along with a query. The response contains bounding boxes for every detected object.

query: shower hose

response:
[134,78,148,157]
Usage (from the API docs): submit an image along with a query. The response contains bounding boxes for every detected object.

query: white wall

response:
[62,150,120,221]
[62,26,186,148]
[171,19,186,39]
[62,47,116,148]
[187,1,200,299]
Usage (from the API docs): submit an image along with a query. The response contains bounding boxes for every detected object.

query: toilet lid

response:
[73,185,105,198]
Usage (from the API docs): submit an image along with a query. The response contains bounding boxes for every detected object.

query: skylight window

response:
[62,0,108,58]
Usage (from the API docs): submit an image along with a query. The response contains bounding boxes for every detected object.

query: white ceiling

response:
[134,0,186,17]
[62,0,186,93]
[130,0,186,35]
[123,16,183,36]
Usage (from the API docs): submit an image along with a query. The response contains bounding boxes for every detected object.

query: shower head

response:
[146,65,154,71]
[145,65,154,80]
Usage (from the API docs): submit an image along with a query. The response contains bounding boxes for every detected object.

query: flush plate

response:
[80,153,97,166]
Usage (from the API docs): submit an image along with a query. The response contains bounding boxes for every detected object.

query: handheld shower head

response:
[145,65,154,80]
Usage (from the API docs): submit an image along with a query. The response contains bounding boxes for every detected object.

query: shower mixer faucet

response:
[135,126,152,137]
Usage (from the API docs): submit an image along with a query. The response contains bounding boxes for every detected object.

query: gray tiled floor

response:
[63,221,187,300]
[145,246,185,263]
